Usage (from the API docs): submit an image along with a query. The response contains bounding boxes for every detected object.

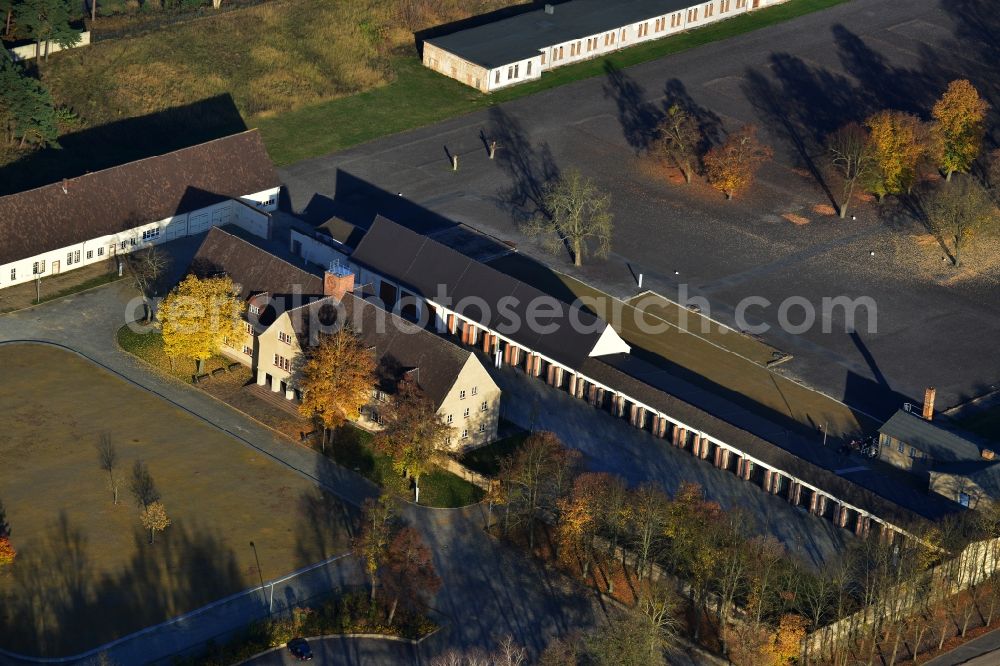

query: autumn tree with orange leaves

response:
[0,537,15,568]
[373,378,450,503]
[932,79,989,181]
[704,124,773,199]
[864,110,930,201]
[380,527,441,625]
[299,327,376,449]
[556,472,616,578]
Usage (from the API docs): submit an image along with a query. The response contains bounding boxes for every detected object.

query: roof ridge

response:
[210,227,322,282]
[0,130,263,201]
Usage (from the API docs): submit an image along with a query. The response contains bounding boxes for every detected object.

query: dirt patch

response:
[889,232,1000,286]
[812,204,838,216]
[783,213,810,225]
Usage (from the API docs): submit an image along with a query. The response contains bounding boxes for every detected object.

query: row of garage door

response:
[163,203,235,241]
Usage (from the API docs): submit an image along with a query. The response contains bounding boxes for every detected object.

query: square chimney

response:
[324,261,355,301]
[922,387,936,421]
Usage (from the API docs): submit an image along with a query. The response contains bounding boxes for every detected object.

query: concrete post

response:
[713,445,723,468]
[256,370,267,386]
[272,379,282,393]
[285,388,296,401]
[452,154,459,171]
[692,436,702,458]
[700,436,711,460]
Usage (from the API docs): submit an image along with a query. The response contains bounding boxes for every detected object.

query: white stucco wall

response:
[0,186,280,290]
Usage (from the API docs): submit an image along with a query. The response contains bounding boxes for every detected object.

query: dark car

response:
[287,638,313,661]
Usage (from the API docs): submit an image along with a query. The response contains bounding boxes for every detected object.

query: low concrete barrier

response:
[8,32,91,61]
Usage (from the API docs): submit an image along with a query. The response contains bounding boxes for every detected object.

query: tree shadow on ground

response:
[488,106,560,225]
[0,512,244,656]
[603,61,664,154]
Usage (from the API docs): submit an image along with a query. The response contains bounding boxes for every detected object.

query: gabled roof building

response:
[423,0,791,92]
[0,130,280,290]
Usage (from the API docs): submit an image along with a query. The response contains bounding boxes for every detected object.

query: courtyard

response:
[0,343,353,656]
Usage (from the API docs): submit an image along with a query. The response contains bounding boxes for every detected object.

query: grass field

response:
[11,0,852,183]
[255,0,852,164]
[327,425,485,508]
[458,431,530,477]
[0,343,353,656]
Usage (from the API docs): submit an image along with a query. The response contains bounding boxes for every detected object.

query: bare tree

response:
[923,176,998,267]
[527,168,613,267]
[653,104,703,184]
[827,122,876,219]
[96,433,120,504]
[128,460,159,509]
[125,246,169,322]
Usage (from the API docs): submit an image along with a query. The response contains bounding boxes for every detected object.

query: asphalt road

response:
[279,0,1000,418]
[925,627,1000,666]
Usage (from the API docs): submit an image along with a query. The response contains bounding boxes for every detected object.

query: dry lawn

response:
[41,0,515,126]
[0,343,352,656]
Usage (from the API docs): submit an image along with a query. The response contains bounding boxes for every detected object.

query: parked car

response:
[287,638,313,661]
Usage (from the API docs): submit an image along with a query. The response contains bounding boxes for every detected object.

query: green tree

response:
[0,52,59,149]
[373,378,449,504]
[15,0,79,63]
[527,168,613,267]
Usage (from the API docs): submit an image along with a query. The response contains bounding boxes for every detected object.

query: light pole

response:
[249,540,271,616]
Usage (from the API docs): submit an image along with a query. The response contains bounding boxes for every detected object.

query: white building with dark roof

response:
[423,0,791,92]
[0,130,280,290]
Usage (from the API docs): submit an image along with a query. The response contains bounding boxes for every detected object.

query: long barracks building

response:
[293,216,961,544]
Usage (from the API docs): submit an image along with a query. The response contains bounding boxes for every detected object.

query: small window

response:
[278,331,293,345]
[33,260,45,275]
[513,63,519,78]
[459,390,466,400]
[959,492,971,507]
[559,45,564,58]
[507,66,514,80]
[130,238,137,246]
[897,440,904,454]
[86,250,93,260]
[479,423,486,433]
[526,61,532,76]
[471,386,478,396]
[461,429,469,439]
[98,247,104,257]
[10,268,15,281]
[249,304,260,315]
[121,241,127,250]
[244,322,254,335]
[242,345,252,356]
[447,414,453,424]
[481,400,488,412]
[67,252,74,265]
[463,408,470,419]
[910,447,917,458]
[495,70,500,84]
[541,52,546,65]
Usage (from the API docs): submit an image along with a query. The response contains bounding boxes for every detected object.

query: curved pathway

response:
[0,283,603,664]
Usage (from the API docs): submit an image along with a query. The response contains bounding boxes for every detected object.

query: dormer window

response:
[249,304,260,315]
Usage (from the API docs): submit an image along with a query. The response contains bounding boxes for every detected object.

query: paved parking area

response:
[280,0,1000,419]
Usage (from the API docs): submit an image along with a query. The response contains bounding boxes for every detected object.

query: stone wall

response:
[9,31,91,61]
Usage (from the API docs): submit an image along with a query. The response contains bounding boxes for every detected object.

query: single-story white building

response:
[423,0,790,92]
[0,130,281,290]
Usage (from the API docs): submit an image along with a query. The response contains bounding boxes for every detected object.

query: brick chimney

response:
[323,262,355,301]
[922,387,936,421]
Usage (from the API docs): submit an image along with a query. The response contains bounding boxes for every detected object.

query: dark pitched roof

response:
[0,130,279,266]
[880,410,987,463]
[191,226,323,300]
[288,293,474,407]
[583,354,962,526]
[426,0,696,68]
[317,217,366,249]
[350,216,622,369]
